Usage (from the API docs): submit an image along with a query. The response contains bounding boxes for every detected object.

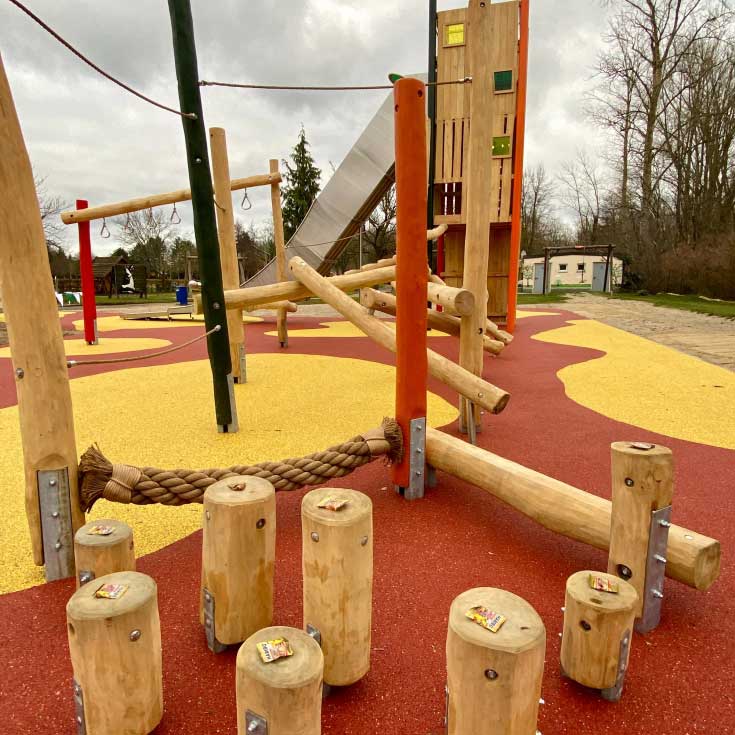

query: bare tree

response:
[114,210,175,276]
[521,164,554,255]
[35,175,67,247]
[557,153,605,246]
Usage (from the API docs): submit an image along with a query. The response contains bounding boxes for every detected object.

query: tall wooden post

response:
[270,159,289,347]
[458,0,496,433]
[167,0,237,432]
[391,77,429,499]
[426,0,438,270]
[0,52,84,575]
[210,127,246,383]
[507,0,530,334]
[77,200,98,345]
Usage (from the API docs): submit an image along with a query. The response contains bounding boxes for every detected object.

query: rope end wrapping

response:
[79,445,141,511]
[380,417,404,465]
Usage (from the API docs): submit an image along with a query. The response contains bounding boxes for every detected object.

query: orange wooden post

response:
[506,0,530,334]
[391,77,429,499]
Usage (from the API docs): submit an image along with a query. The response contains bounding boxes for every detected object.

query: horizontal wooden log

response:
[60,172,282,225]
[244,300,297,313]
[427,223,448,241]
[429,272,513,344]
[425,428,721,591]
[290,258,510,414]
[346,257,396,275]
[426,282,474,316]
[360,289,503,355]
[217,264,397,312]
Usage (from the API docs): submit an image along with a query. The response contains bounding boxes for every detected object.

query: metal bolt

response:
[54,541,62,550]
[360,536,369,546]
[79,571,93,585]
[539,698,545,705]
[205,511,211,521]
[51,511,59,519]
[15,367,24,379]
[256,518,266,529]
[311,532,319,542]
[617,564,633,580]
[623,636,629,646]
[213,302,221,309]
[414,470,422,476]
[651,589,664,599]
[129,629,141,642]
[49,478,57,487]
[625,477,635,487]
[484,669,498,680]
[580,620,592,631]
[194,157,202,164]
[414,424,421,431]
[561,606,566,612]
[77,715,83,725]
[205,591,211,603]
[205,618,212,628]
[247,721,259,733]
[659,519,671,528]
[654,554,667,564]
[417,448,423,454]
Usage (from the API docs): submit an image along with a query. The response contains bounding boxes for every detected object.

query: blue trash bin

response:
[176,285,188,306]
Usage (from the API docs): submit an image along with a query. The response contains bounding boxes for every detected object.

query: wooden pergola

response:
[541,244,615,294]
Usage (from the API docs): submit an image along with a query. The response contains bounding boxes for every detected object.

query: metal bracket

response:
[245,710,268,734]
[73,678,87,735]
[426,464,438,489]
[306,623,322,647]
[636,505,672,634]
[202,588,227,653]
[234,343,247,384]
[78,570,95,586]
[601,629,631,702]
[444,682,449,733]
[218,373,240,433]
[38,468,75,581]
[395,417,427,500]
[458,398,480,443]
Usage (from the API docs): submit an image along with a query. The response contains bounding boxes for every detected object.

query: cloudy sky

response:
[0,0,613,254]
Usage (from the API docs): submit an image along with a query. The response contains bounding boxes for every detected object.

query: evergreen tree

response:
[281,126,321,241]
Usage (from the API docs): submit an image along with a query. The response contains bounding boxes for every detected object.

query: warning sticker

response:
[465,606,506,633]
[257,638,294,663]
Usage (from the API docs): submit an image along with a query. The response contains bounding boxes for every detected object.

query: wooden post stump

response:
[202,475,276,650]
[302,488,373,686]
[236,625,323,735]
[446,587,545,735]
[66,571,162,735]
[608,442,673,631]
[74,519,135,587]
[560,570,638,701]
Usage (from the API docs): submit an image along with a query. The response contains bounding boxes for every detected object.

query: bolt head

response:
[49,479,57,487]
[15,368,24,379]
[129,629,141,642]
[54,541,62,550]
[360,536,369,546]
[625,478,635,487]
[484,669,499,680]
[51,511,59,519]
[311,532,319,542]
[256,518,266,529]
[205,592,211,603]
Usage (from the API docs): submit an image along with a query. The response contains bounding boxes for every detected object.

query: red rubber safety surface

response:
[1,310,734,734]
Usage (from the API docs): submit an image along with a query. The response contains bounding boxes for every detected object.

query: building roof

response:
[92,255,127,278]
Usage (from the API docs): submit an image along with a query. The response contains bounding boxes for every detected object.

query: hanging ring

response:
[100,218,111,239]
[170,203,181,224]
[241,189,252,211]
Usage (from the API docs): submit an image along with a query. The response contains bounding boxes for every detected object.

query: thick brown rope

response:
[79,418,403,511]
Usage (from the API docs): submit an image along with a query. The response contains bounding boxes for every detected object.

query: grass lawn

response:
[518,292,570,305]
[603,292,735,319]
[91,293,178,306]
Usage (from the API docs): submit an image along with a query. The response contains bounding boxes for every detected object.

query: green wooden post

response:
[167,0,237,432]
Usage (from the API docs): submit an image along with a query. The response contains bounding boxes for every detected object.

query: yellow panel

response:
[445,23,465,47]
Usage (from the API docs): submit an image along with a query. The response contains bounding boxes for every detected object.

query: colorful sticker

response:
[257,638,294,663]
[318,497,348,512]
[589,574,619,594]
[95,583,128,600]
[465,606,506,633]
[86,525,115,536]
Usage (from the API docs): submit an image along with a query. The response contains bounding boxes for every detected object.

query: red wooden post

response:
[77,199,98,345]
[507,0,530,333]
[391,78,429,499]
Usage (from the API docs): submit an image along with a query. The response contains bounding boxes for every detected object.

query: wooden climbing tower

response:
[432,0,528,329]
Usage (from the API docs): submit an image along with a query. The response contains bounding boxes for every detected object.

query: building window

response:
[494,70,514,93]
[577,262,586,272]
[492,135,511,157]
[558,263,567,272]
[445,23,465,47]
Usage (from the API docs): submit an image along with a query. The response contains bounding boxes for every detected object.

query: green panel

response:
[492,136,511,157]
[494,70,513,93]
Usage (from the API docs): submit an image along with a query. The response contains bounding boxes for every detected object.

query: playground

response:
[0,1,733,734]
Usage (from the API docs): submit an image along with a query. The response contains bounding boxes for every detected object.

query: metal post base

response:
[245,710,268,734]
[218,373,239,433]
[203,588,227,653]
[73,678,86,735]
[38,468,75,582]
[600,630,631,702]
[635,506,672,634]
[458,398,480,443]
[395,417,426,500]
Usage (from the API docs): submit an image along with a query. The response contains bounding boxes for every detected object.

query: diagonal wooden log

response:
[360,288,504,355]
[214,264,397,312]
[425,428,720,591]
[290,257,510,414]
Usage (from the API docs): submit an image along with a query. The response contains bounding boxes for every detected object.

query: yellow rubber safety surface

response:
[0,337,171,359]
[533,319,735,450]
[0,353,458,593]
[74,314,263,332]
[516,310,560,319]
[265,320,451,339]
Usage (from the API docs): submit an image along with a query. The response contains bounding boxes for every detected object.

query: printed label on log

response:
[94,583,128,600]
[318,498,349,512]
[465,606,506,633]
[86,525,115,536]
[257,638,294,663]
[589,574,619,594]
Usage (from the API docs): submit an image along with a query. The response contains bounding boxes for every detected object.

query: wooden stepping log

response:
[73,518,135,587]
[66,571,162,735]
[302,488,373,686]
[201,475,276,649]
[236,625,323,735]
[446,587,545,735]
[561,570,638,701]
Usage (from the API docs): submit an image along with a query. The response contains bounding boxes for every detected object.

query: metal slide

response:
[243,84,406,287]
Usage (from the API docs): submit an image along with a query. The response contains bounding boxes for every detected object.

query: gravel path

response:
[558,292,735,371]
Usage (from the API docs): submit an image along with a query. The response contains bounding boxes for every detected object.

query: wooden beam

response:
[0,53,84,571]
[425,428,721,592]
[210,127,246,383]
[216,264,398,312]
[60,172,281,225]
[360,288,503,354]
[290,257,510,414]
[426,281,474,315]
[270,159,289,348]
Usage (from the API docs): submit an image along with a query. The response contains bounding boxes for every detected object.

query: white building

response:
[520,254,623,288]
